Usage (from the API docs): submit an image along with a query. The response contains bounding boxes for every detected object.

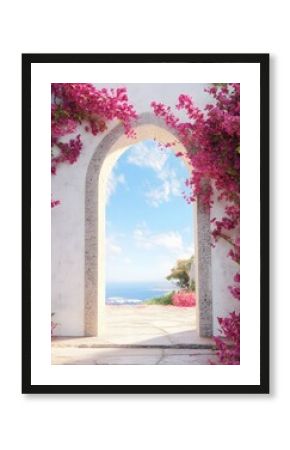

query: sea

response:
[106,281,175,305]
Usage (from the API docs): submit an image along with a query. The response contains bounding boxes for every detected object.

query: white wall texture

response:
[51,83,239,336]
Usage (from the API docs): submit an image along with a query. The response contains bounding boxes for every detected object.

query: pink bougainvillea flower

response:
[51,83,138,178]
[172,291,196,307]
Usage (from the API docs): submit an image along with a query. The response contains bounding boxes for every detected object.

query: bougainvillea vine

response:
[151,84,240,364]
[51,83,138,206]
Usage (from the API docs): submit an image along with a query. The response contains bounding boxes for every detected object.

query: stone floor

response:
[52,305,218,365]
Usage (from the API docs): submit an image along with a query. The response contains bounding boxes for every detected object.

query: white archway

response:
[85,113,213,337]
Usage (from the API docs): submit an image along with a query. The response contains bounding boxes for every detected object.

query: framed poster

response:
[22,53,269,394]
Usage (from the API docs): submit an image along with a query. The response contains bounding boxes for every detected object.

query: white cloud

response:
[154,232,183,251]
[127,141,168,172]
[133,223,195,259]
[146,169,182,207]
[133,225,183,253]
[106,168,125,202]
[127,141,183,207]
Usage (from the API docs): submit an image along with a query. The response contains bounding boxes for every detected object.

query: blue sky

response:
[105,139,194,282]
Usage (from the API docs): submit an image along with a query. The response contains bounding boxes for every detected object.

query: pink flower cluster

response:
[51,83,137,142]
[51,198,60,208]
[228,237,240,264]
[51,83,138,206]
[228,272,240,301]
[151,84,240,210]
[214,311,240,365]
[172,291,196,307]
[51,134,83,175]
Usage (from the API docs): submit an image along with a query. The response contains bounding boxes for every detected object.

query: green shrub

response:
[145,291,174,305]
[166,256,195,290]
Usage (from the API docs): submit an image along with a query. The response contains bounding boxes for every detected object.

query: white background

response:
[0,1,286,449]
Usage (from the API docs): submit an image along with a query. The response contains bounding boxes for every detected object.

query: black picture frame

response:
[22,53,269,394]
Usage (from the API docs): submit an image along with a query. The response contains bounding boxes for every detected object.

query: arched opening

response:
[85,113,213,338]
[105,138,196,345]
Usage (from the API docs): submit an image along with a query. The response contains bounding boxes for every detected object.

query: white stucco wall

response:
[51,83,239,337]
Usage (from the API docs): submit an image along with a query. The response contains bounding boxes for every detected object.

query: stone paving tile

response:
[93,355,161,365]
[52,305,217,365]
[158,353,218,365]
[105,336,173,346]
[52,305,202,347]
[52,347,163,365]
[104,305,197,341]
[51,347,217,365]
[163,348,215,355]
